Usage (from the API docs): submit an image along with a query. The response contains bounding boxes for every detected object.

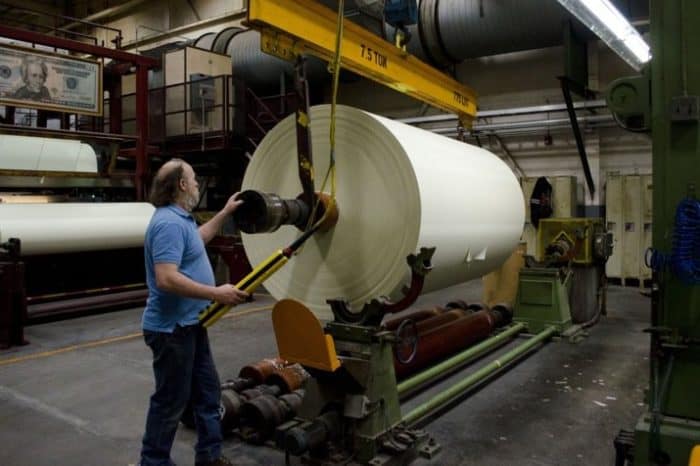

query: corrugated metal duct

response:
[228,29,327,87]
[192,28,327,88]
[193,32,216,50]
[392,0,648,67]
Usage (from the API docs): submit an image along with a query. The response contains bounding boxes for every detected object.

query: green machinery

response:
[608,1,700,464]
[269,251,557,465]
[515,218,612,335]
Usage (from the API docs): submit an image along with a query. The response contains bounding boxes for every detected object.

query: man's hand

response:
[199,192,244,244]
[212,284,249,305]
[222,192,244,216]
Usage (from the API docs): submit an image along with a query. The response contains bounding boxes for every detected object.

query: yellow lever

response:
[198,249,288,328]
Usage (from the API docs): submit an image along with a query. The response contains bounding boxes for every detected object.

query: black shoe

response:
[195,456,234,466]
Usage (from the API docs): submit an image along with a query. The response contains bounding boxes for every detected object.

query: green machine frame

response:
[608,1,700,464]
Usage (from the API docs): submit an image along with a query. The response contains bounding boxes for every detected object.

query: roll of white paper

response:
[241,105,525,319]
[0,203,155,255]
[0,135,98,173]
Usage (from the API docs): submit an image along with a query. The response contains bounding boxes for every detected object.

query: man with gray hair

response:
[139,158,247,466]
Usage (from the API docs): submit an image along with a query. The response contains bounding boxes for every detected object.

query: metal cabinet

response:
[605,173,652,286]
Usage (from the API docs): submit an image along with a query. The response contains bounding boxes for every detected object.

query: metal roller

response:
[238,357,288,385]
[394,307,513,379]
[239,389,305,443]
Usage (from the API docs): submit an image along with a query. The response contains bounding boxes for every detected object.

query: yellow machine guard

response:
[690,445,700,466]
[272,299,341,372]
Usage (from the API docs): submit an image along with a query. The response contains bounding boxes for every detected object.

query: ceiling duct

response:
[390,0,648,67]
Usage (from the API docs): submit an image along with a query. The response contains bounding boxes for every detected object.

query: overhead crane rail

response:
[245,0,478,128]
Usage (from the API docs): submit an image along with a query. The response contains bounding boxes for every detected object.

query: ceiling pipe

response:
[442,121,619,140]
[398,100,608,125]
[472,114,613,132]
[62,0,151,31]
[388,0,648,68]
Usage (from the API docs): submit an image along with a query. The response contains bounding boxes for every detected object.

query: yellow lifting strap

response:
[272,299,341,372]
[689,445,700,466]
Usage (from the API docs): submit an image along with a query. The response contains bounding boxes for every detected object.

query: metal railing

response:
[108,75,238,146]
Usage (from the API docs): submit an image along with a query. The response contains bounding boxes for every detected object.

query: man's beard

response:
[183,191,199,211]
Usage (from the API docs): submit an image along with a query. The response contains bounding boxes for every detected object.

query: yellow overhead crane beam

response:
[245,0,478,128]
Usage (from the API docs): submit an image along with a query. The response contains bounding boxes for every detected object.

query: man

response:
[13,58,51,101]
[140,158,248,466]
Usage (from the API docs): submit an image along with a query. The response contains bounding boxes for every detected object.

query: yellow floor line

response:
[0,304,273,368]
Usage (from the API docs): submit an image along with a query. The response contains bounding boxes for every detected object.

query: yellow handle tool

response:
[198,224,320,328]
[198,249,288,328]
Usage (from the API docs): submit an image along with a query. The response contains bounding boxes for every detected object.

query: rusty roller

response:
[220,384,282,433]
[444,299,470,310]
[239,357,288,385]
[382,306,444,331]
[265,363,310,394]
[394,307,512,379]
[414,308,468,334]
[391,302,474,365]
[239,389,306,443]
[393,308,469,367]
[384,299,479,332]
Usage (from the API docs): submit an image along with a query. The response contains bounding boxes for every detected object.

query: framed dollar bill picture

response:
[0,43,103,116]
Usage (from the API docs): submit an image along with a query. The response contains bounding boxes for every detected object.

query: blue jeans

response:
[140,324,222,466]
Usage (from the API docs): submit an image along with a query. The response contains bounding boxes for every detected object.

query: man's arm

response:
[199,192,243,244]
[155,263,247,305]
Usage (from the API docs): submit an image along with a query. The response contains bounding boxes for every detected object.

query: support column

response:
[135,64,149,201]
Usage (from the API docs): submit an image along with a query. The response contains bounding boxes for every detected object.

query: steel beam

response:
[0,25,158,66]
[246,0,477,127]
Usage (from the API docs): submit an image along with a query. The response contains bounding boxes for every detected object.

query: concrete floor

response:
[0,282,649,466]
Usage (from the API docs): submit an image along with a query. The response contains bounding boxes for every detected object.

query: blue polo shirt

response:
[142,204,215,332]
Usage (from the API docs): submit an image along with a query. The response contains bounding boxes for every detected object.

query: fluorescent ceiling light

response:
[557,0,651,70]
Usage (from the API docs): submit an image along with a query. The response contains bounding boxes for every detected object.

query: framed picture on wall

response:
[0,43,102,116]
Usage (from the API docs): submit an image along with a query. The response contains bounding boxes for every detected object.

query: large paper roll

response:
[0,135,98,173]
[0,203,155,255]
[241,105,525,319]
